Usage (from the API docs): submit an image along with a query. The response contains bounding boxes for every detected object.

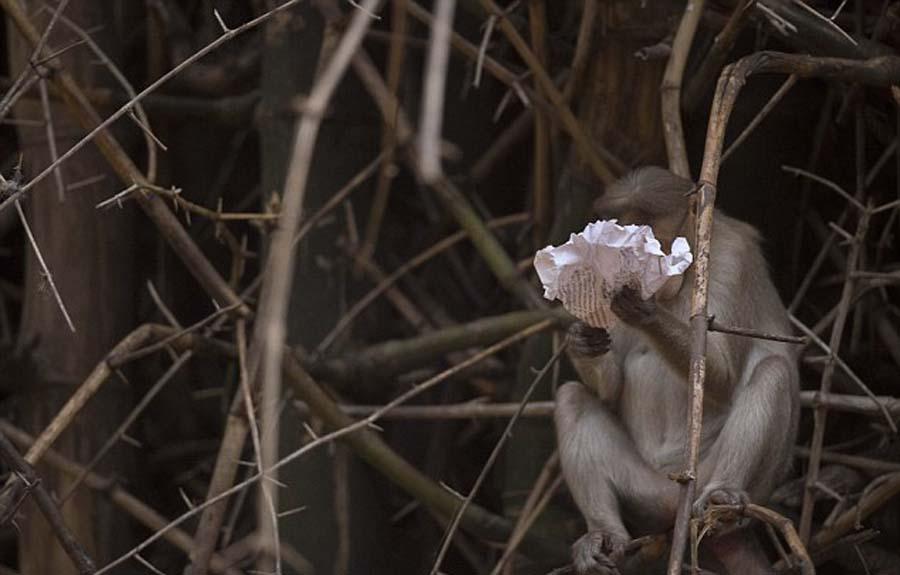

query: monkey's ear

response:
[593,194,622,218]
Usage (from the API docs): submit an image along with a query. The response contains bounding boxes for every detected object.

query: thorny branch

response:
[667,50,900,575]
[0,431,96,574]
[1,2,900,574]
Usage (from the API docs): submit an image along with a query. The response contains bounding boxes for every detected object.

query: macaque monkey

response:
[554,167,799,574]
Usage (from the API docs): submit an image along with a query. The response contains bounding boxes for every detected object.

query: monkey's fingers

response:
[572,531,626,575]
[610,286,656,325]
[567,322,611,357]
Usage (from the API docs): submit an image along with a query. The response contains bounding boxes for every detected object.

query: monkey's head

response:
[593,166,693,247]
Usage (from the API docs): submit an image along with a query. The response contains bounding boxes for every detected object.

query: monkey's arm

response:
[570,354,623,404]
[612,288,736,401]
[566,322,623,404]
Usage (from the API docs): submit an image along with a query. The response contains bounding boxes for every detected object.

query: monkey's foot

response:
[572,530,628,575]
[693,486,751,529]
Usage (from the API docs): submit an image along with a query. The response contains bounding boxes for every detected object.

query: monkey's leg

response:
[704,529,773,575]
[555,382,679,574]
[696,356,796,512]
[696,357,795,575]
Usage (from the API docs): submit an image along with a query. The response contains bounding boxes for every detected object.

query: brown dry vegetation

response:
[0,1,896,574]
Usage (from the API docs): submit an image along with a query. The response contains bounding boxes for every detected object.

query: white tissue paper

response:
[534,220,693,328]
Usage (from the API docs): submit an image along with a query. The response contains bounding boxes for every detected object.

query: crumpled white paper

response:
[534,219,693,328]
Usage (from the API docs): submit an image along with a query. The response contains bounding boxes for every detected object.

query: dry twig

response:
[0,431,96,574]
[667,50,900,574]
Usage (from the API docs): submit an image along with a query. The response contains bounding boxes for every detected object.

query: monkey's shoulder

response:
[709,213,766,270]
[708,214,780,310]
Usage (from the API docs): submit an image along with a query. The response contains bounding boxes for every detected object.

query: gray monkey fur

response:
[554,167,799,574]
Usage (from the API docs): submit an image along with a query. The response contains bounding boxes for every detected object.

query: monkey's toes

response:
[571,530,627,575]
[693,486,751,523]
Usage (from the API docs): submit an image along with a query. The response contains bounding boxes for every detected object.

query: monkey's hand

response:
[567,322,611,358]
[611,286,656,326]
[572,530,628,575]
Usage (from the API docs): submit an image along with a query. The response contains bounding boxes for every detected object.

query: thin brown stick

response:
[491,451,560,575]
[0,71,39,123]
[345,27,542,309]
[666,92,723,575]
[0,0,70,126]
[0,0,312,203]
[782,165,866,211]
[0,422,243,575]
[800,208,871,543]
[472,0,623,184]
[470,106,534,182]
[795,447,900,474]
[250,4,385,567]
[708,317,806,343]
[561,0,597,103]
[317,213,528,351]
[333,445,350,575]
[429,340,567,574]
[312,308,558,382]
[108,303,241,367]
[37,78,65,201]
[0,0,249,314]
[14,197,75,332]
[218,532,313,575]
[190,397,251,575]
[498,474,563,575]
[789,215,845,314]
[190,320,262,575]
[702,503,813,574]
[811,472,900,550]
[430,176,543,308]
[20,325,150,465]
[684,0,753,111]
[58,352,193,503]
[291,391,900,420]
[358,0,407,264]
[293,399,556,419]
[96,320,557,575]
[722,75,797,162]
[667,50,900,573]
[350,249,433,331]
[17,317,233,474]
[418,0,455,183]
[46,7,158,184]
[97,183,278,223]
[0,431,96,574]
[661,0,706,178]
[190,151,388,575]
[407,1,520,88]
[472,10,496,88]
[790,314,896,432]
[528,0,551,244]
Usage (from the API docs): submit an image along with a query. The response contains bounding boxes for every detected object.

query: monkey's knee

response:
[556,380,593,405]
[554,383,619,495]
[703,355,798,505]
[554,381,593,433]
